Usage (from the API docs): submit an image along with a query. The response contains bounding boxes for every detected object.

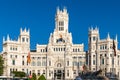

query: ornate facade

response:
[88,27,120,78]
[2,8,86,80]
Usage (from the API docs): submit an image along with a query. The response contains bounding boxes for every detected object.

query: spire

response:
[107,33,110,39]
[95,26,98,30]
[28,28,30,34]
[63,6,67,13]
[91,26,93,31]
[20,28,22,34]
[57,7,60,14]
[7,34,10,41]
[3,36,5,43]
[116,34,118,42]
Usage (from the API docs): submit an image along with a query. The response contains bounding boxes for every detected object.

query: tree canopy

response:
[38,74,46,80]
[12,71,26,77]
[0,55,4,76]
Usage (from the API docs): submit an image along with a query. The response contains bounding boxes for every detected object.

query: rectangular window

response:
[26,38,29,42]
[79,61,82,66]
[105,54,107,57]
[105,44,107,49]
[22,61,24,65]
[93,60,95,65]
[22,38,25,42]
[16,48,17,51]
[54,48,55,51]
[89,37,91,42]
[10,47,12,50]
[67,70,69,77]
[118,60,119,65]
[100,45,102,50]
[12,60,15,65]
[59,21,64,26]
[93,37,96,41]
[110,54,112,57]
[49,61,51,66]
[15,55,17,58]
[112,58,114,65]
[49,70,51,77]
[42,61,46,66]
[64,48,65,51]
[10,55,12,58]
[67,61,69,66]
[73,61,77,66]
[102,59,104,64]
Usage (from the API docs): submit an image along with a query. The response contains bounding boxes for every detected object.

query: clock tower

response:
[55,7,68,33]
[48,7,72,45]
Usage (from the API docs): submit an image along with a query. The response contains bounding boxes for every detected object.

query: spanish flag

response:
[27,52,31,64]
[113,40,116,56]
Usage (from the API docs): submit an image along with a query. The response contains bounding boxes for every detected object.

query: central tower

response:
[55,7,69,33]
[49,7,72,44]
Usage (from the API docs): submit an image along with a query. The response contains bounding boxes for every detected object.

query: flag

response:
[27,52,31,64]
[113,40,116,56]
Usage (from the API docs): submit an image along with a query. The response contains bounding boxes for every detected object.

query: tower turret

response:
[88,27,99,51]
[19,28,30,51]
[88,27,100,71]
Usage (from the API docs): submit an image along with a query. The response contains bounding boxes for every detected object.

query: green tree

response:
[38,74,46,80]
[12,71,26,77]
[0,55,4,76]
[32,73,37,80]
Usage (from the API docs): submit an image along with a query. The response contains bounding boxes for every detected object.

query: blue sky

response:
[0,0,120,51]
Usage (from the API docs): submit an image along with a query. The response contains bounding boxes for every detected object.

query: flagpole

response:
[27,52,31,79]
[112,39,116,76]
[112,48,114,76]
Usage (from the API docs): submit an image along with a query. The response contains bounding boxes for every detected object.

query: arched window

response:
[57,63,62,67]
[49,61,51,66]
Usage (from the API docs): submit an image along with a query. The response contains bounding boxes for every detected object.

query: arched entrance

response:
[54,61,64,80]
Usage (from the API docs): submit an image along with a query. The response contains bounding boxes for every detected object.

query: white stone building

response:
[88,27,120,78]
[2,8,86,80]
